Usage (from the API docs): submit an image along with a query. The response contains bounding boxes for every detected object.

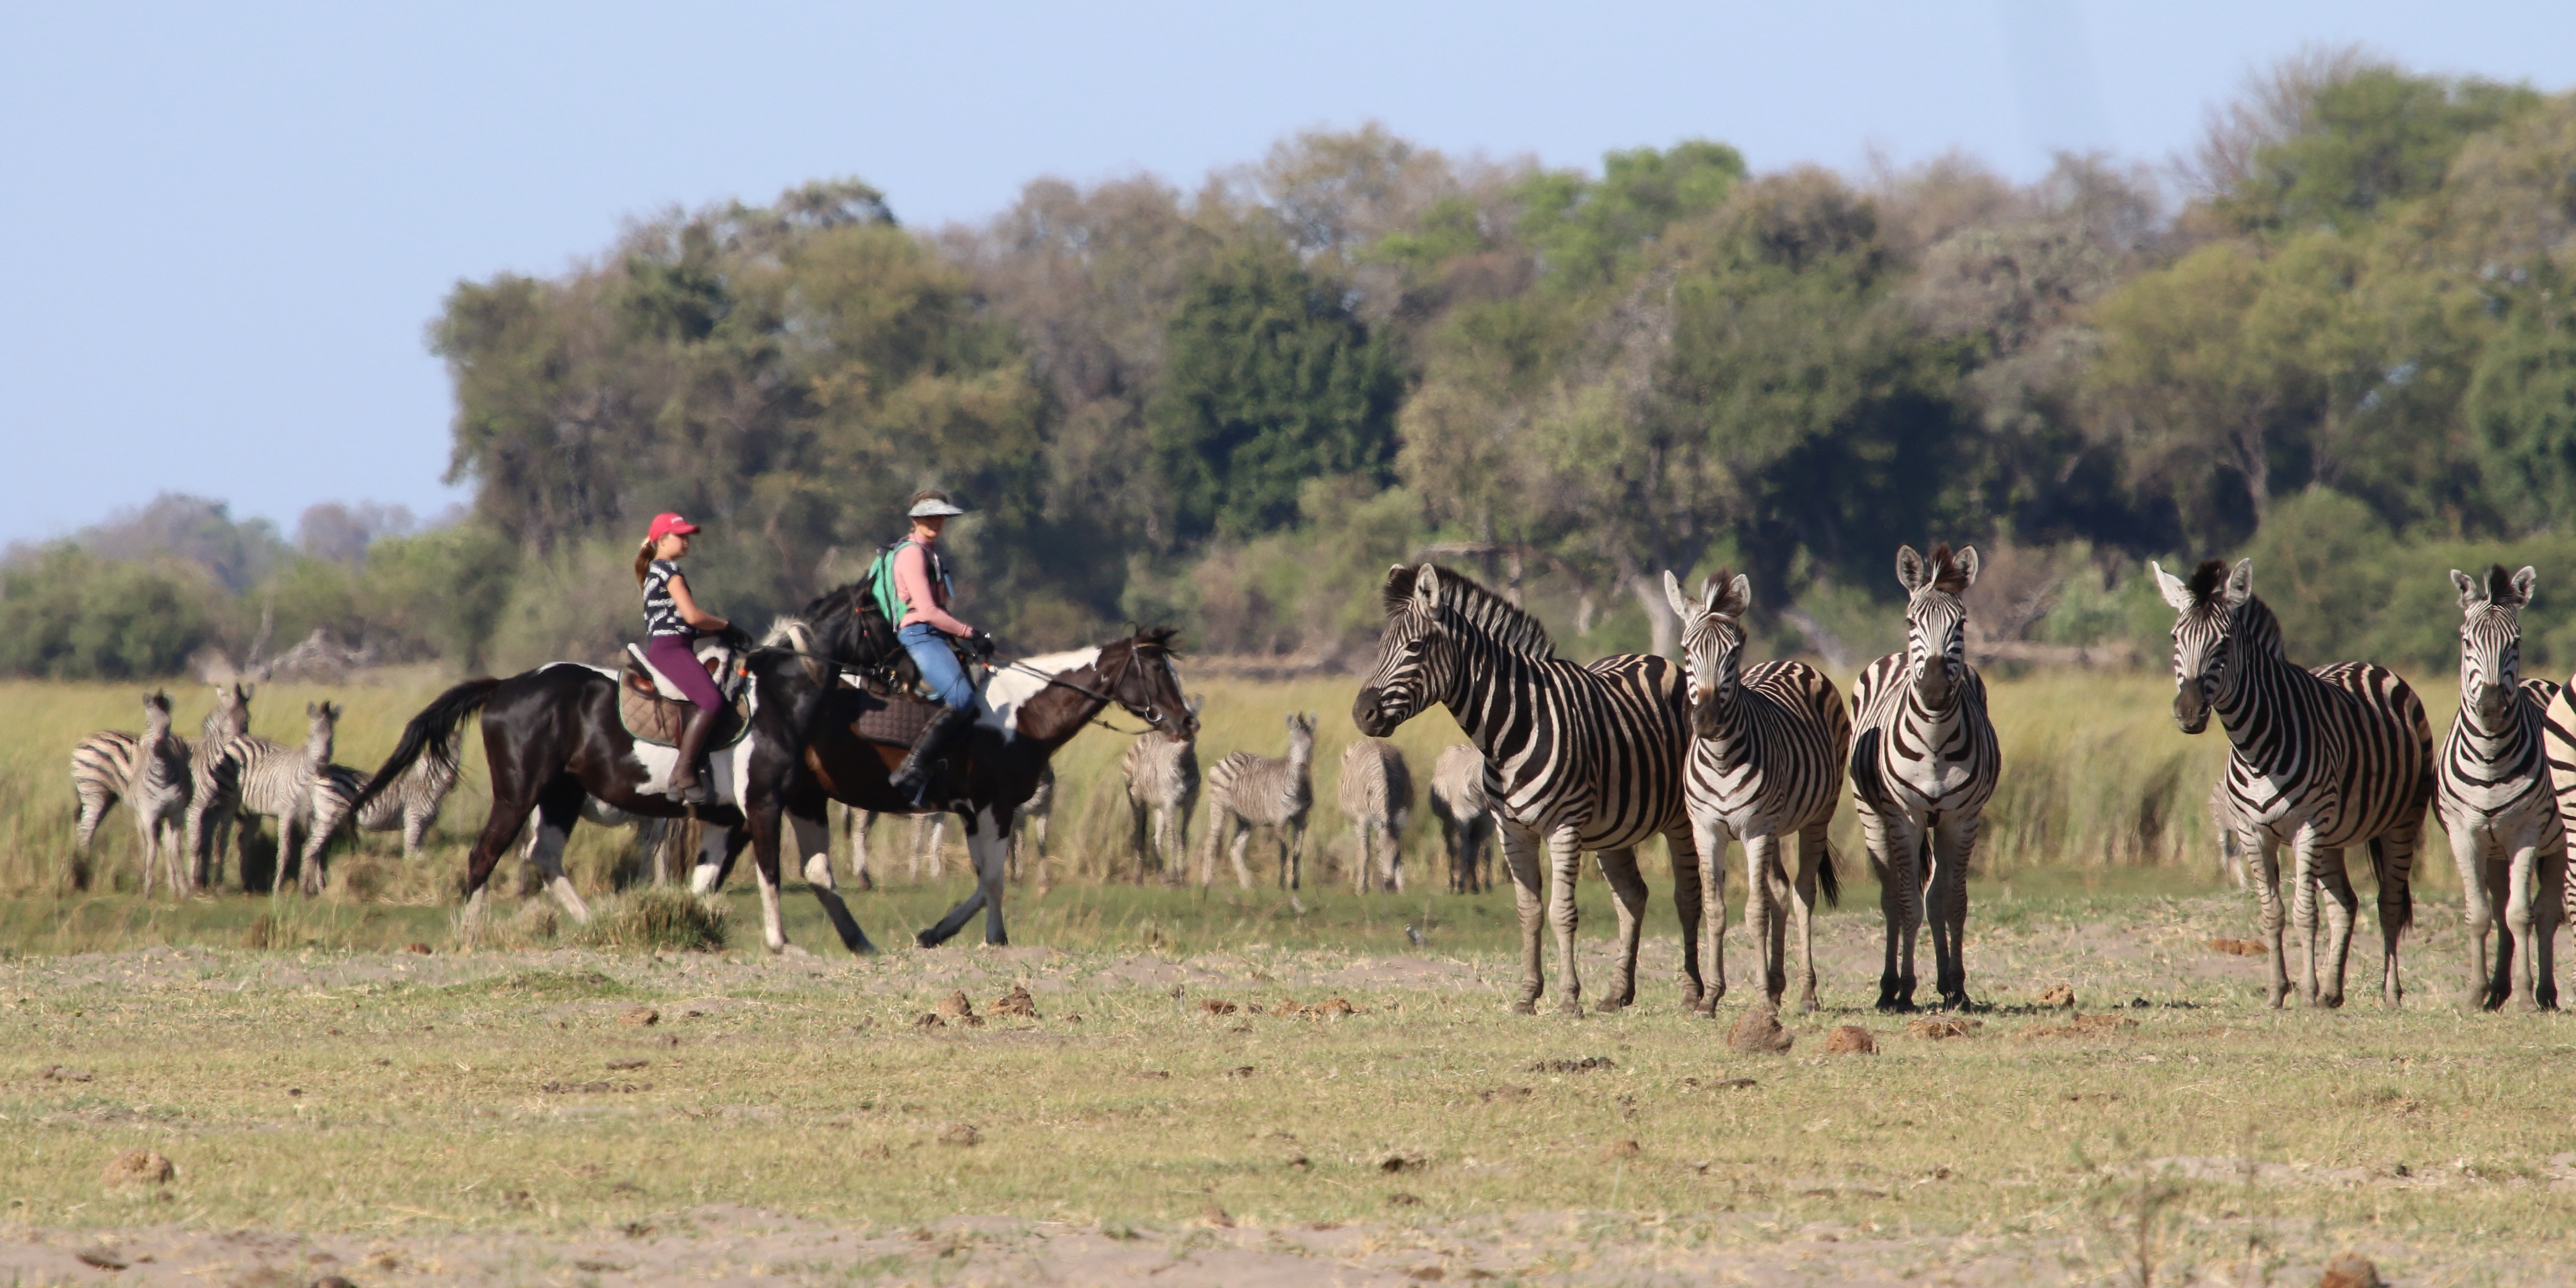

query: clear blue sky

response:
[3,2,2570,548]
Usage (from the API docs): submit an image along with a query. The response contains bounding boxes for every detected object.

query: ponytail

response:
[634,539,657,586]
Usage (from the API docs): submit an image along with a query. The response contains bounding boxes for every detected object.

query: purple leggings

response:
[644,635,724,710]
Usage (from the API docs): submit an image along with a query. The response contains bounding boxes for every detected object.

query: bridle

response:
[1001,635,1180,735]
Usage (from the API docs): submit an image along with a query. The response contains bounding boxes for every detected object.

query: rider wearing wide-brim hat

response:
[883,489,994,806]
[635,512,731,805]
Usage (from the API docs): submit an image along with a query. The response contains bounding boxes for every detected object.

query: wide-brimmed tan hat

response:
[907,490,966,518]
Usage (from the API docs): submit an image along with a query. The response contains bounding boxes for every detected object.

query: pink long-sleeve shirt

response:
[894,541,973,636]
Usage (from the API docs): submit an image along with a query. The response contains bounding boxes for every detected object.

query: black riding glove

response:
[967,630,997,660]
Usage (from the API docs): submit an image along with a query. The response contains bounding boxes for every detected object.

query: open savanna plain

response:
[4,671,2574,1285]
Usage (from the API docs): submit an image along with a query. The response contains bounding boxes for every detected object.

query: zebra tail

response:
[354,678,501,814]
[1817,840,1841,908]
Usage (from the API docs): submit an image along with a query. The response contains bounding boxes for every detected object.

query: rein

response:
[999,653,1164,735]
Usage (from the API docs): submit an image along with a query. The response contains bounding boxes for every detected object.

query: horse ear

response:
[1661,570,1692,623]
[1954,546,1980,588]
[1895,545,1926,593]
[1713,572,1752,620]
[2225,559,2254,606]
[2151,561,2192,612]
[2452,568,2483,609]
[2515,565,2539,607]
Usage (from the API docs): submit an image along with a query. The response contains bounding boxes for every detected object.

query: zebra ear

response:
[1954,546,1980,588]
[1895,545,1926,593]
[1712,573,1752,620]
[2224,559,2254,606]
[2452,568,2484,609]
[2151,561,2193,612]
[1412,563,1441,613]
[2514,565,2538,606]
[1661,570,1693,623]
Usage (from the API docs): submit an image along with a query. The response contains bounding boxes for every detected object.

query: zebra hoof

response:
[1510,998,1538,1016]
[1555,998,1585,1018]
[1594,997,1627,1014]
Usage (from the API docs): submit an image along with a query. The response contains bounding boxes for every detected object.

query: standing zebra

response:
[1199,712,1317,889]
[307,740,462,865]
[71,682,248,861]
[1010,764,1054,887]
[1850,544,2001,1013]
[2438,565,2565,1010]
[183,683,253,887]
[1428,744,1493,894]
[223,701,342,896]
[1338,738,1413,893]
[1353,564,1699,1015]
[2154,557,2433,1009]
[1122,711,1200,885]
[129,692,194,899]
[1665,570,1849,1014]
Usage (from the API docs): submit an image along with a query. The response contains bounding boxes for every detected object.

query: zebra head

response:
[207,681,252,740]
[142,690,173,737]
[1894,543,1978,708]
[1663,568,1752,737]
[2452,563,2537,733]
[2152,557,2253,734]
[303,700,342,764]
[1355,564,1450,737]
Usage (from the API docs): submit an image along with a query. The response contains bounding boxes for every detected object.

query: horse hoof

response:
[1510,999,1538,1016]
[915,928,942,949]
[1876,998,1916,1015]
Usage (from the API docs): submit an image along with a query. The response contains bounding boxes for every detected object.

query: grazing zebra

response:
[2439,565,2566,1010]
[1353,564,1699,1015]
[222,701,342,896]
[1665,570,1849,1014]
[1428,744,1493,894]
[1199,712,1317,889]
[1850,544,2001,1013]
[129,692,194,898]
[1338,738,1413,893]
[2154,557,2434,1009]
[1121,701,1201,885]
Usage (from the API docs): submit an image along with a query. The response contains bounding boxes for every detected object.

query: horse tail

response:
[354,678,502,814]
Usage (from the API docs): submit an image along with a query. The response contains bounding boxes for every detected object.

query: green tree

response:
[2471,282,2576,532]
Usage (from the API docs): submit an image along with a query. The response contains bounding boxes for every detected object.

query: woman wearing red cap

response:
[635,512,731,804]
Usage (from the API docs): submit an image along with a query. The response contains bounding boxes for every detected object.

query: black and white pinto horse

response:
[351,625,874,952]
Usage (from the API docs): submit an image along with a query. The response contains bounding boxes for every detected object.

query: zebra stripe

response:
[2434,564,2567,1010]
[2155,556,2433,1010]
[72,684,251,873]
[1665,569,1849,1015]
[1199,712,1316,890]
[1851,543,2002,1014]
[1122,711,1200,886]
[217,700,342,896]
[70,730,137,856]
[1352,563,1698,1015]
[1337,738,1413,894]
[1427,744,1494,894]
[309,741,460,861]
[129,692,194,898]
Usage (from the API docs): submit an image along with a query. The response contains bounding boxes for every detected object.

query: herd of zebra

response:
[58,541,2576,1017]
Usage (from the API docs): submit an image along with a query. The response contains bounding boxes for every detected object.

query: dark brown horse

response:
[716,625,1194,950]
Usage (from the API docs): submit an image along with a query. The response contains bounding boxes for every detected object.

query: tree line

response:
[13,48,2576,681]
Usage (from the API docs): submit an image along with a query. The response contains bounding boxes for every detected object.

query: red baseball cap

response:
[646,512,702,541]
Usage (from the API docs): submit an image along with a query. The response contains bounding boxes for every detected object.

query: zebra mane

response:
[1924,543,1971,595]
[2184,558,2230,607]
[1385,564,1555,660]
[2487,563,2525,608]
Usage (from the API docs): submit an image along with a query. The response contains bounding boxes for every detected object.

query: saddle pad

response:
[618,661,751,749]
[848,685,944,748]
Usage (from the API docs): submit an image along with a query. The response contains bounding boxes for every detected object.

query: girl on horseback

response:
[884,489,994,805]
[635,512,731,805]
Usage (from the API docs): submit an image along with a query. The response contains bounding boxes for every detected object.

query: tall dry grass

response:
[0,657,2476,904]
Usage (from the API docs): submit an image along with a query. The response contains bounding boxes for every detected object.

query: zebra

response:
[1121,700,1201,885]
[1427,744,1493,894]
[2439,565,2566,1010]
[843,809,947,885]
[2154,557,2434,1009]
[1664,569,1849,1014]
[129,692,194,899]
[1338,738,1413,893]
[1199,712,1317,889]
[70,682,249,861]
[1851,544,2001,1013]
[1010,764,1054,887]
[221,701,342,896]
[307,739,462,865]
[1353,563,1700,1016]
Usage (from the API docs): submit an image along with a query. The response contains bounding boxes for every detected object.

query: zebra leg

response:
[1791,821,1830,1014]
[1351,821,1371,894]
[1742,829,1782,1007]
[2248,829,2289,1007]
[1129,797,1152,884]
[2310,843,2360,1008]
[1592,845,1647,1012]
[75,782,113,856]
[1385,821,1404,893]
[1546,826,1587,1015]
[1865,806,1924,1013]
[1673,819,1713,1012]
[1930,813,1980,1010]
[2441,810,2497,1010]
[1288,820,1307,891]
[1230,818,1257,890]
[2536,842,2566,1010]
[2506,833,2542,1011]
[1499,821,1547,1014]
[2372,829,2420,1011]
[789,805,873,955]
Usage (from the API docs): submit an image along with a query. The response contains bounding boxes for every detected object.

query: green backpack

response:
[865,540,912,626]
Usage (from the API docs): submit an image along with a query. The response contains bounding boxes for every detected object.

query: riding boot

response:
[670,707,719,806]
[889,706,976,808]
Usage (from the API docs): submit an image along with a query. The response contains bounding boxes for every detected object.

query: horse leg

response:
[975,809,1010,945]
[917,814,994,949]
[744,797,789,953]
[527,780,591,925]
[789,804,873,956]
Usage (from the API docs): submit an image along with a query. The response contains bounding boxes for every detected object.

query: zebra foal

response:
[1354,564,1699,1015]
[2437,565,2564,1010]
[221,701,344,896]
[1665,570,1847,1014]
[2156,557,2433,1009]
[1428,744,1493,894]
[1851,544,2000,1013]
[1338,738,1413,893]
[129,692,194,898]
[1122,704,1200,885]
[1199,712,1317,889]
[71,682,249,867]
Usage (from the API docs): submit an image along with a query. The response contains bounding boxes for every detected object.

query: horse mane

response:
[1383,563,1555,661]
[1925,543,1971,595]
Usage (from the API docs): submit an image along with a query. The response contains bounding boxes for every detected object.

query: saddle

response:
[839,672,951,749]
[619,641,751,749]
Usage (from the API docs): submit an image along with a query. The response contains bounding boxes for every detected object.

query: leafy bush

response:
[0,546,217,678]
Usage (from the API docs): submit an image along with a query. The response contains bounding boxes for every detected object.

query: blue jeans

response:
[898,623,977,710]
